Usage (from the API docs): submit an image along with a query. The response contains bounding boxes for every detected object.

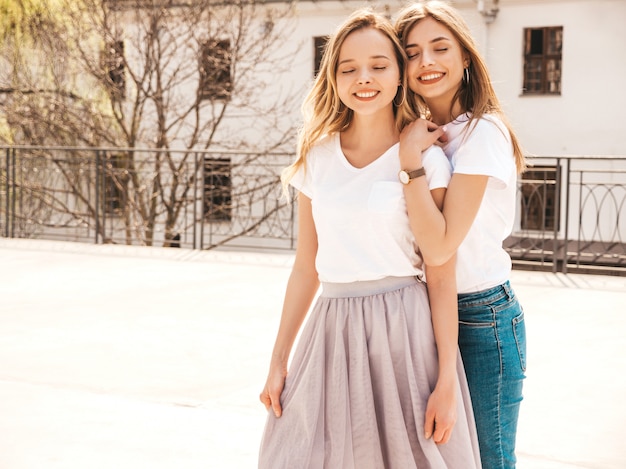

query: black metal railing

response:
[2,146,625,275]
[1,146,296,251]
[508,155,626,275]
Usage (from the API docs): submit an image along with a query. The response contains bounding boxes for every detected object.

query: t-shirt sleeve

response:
[289,159,314,199]
[453,116,515,189]
[422,145,452,190]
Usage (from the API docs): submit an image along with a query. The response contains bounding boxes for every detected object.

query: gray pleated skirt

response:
[259,276,481,469]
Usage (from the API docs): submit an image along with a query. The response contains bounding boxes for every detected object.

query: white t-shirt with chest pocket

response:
[291,133,451,283]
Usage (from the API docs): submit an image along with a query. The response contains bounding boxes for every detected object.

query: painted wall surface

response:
[276,0,626,157]
[475,0,626,156]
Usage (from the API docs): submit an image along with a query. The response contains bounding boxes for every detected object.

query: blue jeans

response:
[458,281,526,469]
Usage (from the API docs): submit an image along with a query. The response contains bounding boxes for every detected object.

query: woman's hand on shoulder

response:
[400,118,446,155]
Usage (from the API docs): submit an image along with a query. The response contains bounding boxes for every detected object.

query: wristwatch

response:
[398,167,425,185]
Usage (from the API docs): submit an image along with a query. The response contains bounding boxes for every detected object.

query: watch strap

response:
[406,167,426,180]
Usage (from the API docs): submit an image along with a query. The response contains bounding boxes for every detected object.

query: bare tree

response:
[1,0,302,248]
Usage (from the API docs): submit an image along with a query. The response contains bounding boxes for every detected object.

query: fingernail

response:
[442,125,448,132]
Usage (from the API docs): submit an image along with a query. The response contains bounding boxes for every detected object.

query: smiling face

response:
[335,27,401,118]
[404,16,469,122]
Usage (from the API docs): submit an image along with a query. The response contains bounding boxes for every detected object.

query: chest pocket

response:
[367,181,403,214]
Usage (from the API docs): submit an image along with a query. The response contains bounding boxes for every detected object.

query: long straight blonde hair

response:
[281,8,417,193]
[395,1,526,173]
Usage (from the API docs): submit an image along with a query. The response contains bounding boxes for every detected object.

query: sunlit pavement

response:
[0,238,624,469]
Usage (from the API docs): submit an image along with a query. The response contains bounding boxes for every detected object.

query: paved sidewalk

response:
[0,238,625,468]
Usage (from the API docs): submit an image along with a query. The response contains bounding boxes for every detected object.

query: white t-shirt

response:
[291,133,451,283]
[443,113,517,293]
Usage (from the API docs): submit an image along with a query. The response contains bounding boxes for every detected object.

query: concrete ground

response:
[0,238,624,469]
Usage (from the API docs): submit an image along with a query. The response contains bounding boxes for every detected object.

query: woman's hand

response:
[400,118,446,157]
[259,193,319,420]
[424,376,458,444]
[260,360,288,418]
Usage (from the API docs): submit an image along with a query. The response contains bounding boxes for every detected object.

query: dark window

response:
[523,26,562,95]
[199,39,232,101]
[313,36,328,77]
[103,153,129,216]
[520,166,559,231]
[103,40,125,101]
[204,158,232,222]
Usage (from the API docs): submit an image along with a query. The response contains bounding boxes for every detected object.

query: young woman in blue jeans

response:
[394,2,527,468]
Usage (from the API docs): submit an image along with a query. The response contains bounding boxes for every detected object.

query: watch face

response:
[399,170,409,184]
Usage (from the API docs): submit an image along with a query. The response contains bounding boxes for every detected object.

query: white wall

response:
[287,0,626,157]
[480,0,626,156]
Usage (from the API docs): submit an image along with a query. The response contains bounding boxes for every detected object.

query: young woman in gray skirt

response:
[258,8,481,468]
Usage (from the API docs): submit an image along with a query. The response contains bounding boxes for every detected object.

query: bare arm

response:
[400,119,488,266]
[409,178,459,444]
[259,193,320,417]
[423,256,459,444]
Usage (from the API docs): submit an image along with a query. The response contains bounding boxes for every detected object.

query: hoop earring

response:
[393,84,406,107]
[463,67,471,84]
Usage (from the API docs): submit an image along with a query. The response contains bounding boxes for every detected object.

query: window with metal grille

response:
[199,39,232,101]
[103,153,128,216]
[313,36,328,77]
[204,158,232,222]
[102,40,125,101]
[520,166,559,231]
[523,26,563,95]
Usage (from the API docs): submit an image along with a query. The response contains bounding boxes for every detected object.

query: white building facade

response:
[3,0,625,265]
[277,0,626,156]
[275,0,626,266]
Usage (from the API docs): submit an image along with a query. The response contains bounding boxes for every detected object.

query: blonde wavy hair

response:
[281,8,417,193]
[395,1,526,173]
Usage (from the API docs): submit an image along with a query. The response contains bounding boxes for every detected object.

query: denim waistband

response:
[321,276,420,298]
[457,280,514,306]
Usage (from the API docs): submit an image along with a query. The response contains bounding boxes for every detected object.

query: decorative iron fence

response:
[1,146,296,251]
[508,155,626,275]
[2,146,625,275]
